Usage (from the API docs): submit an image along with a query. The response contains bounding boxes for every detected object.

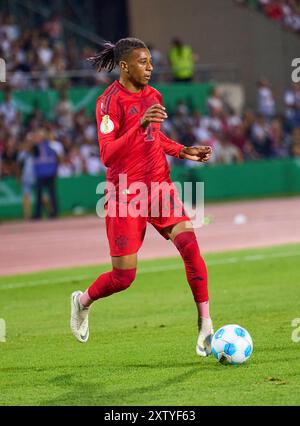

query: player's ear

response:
[119,60,129,73]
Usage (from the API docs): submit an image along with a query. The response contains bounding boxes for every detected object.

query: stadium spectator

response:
[168,38,195,82]
[1,134,18,177]
[214,133,244,164]
[17,132,35,219]
[263,0,283,20]
[257,78,276,119]
[268,116,289,157]
[0,88,18,126]
[251,114,274,158]
[56,89,74,130]
[57,152,74,178]
[229,122,249,154]
[284,82,300,130]
[237,0,300,34]
[148,44,165,82]
[37,38,53,67]
[42,14,63,43]
[1,73,299,181]
[69,146,84,175]
[207,87,224,115]
[32,129,59,219]
[290,126,300,156]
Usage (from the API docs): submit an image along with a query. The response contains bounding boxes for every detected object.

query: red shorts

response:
[105,185,190,256]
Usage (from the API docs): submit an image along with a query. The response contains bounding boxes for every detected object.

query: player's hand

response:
[141,104,168,128]
[179,146,212,162]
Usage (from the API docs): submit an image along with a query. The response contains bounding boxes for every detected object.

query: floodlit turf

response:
[0,243,300,406]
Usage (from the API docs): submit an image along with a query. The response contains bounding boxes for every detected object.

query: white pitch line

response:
[0,250,299,291]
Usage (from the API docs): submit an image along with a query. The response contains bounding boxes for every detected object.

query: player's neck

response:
[118,77,143,94]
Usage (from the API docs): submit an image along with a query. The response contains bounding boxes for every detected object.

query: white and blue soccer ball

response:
[211,324,253,365]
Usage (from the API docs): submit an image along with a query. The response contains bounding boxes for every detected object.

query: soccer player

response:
[70,38,213,356]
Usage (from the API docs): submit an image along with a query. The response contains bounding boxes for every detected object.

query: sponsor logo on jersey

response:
[100,115,114,134]
[129,106,138,115]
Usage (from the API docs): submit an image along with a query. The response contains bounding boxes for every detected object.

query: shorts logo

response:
[100,115,114,134]
[115,235,128,250]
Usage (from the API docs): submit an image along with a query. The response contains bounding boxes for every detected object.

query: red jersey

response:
[96,80,184,193]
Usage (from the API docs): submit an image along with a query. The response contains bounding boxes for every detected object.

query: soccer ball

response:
[211,324,253,365]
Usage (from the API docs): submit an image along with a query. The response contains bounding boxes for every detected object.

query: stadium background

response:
[1,0,300,219]
[0,0,300,407]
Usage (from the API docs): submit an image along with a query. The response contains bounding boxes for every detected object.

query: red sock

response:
[87,267,136,300]
[174,231,209,303]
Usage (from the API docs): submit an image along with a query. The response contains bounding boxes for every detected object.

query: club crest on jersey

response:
[100,115,114,134]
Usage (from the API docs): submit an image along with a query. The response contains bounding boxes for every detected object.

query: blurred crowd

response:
[1,79,300,186]
[0,87,102,179]
[1,8,300,185]
[163,81,300,167]
[0,10,201,89]
[0,12,112,90]
[236,0,300,33]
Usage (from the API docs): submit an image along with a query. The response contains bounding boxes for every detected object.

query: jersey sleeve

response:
[155,91,184,158]
[159,131,184,158]
[96,96,142,167]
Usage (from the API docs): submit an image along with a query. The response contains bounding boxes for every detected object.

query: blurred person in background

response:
[263,0,284,20]
[268,116,289,158]
[1,14,20,44]
[172,100,193,135]
[42,13,62,43]
[282,0,300,32]
[214,133,244,164]
[207,87,224,115]
[48,42,69,91]
[168,38,195,82]
[57,152,74,178]
[83,46,112,86]
[147,44,164,82]
[37,38,53,68]
[242,109,256,139]
[228,122,248,156]
[251,113,273,158]
[284,82,300,131]
[84,151,103,175]
[0,87,18,127]
[290,126,300,157]
[17,132,35,220]
[0,134,18,177]
[47,127,65,159]
[69,146,84,175]
[180,123,198,148]
[56,88,74,131]
[32,128,59,219]
[257,78,276,119]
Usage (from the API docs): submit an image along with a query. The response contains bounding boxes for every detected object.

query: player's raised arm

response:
[159,131,185,158]
[155,93,212,163]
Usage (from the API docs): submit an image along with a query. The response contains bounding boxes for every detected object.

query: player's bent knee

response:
[111,267,137,292]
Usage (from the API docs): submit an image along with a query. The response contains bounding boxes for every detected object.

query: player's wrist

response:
[179,146,187,159]
[140,117,148,129]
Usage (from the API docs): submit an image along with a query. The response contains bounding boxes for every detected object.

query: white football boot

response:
[70,291,90,343]
[196,318,214,357]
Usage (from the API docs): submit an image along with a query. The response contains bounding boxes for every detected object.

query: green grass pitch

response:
[0,243,300,406]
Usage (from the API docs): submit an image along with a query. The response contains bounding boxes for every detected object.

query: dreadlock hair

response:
[88,37,148,72]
